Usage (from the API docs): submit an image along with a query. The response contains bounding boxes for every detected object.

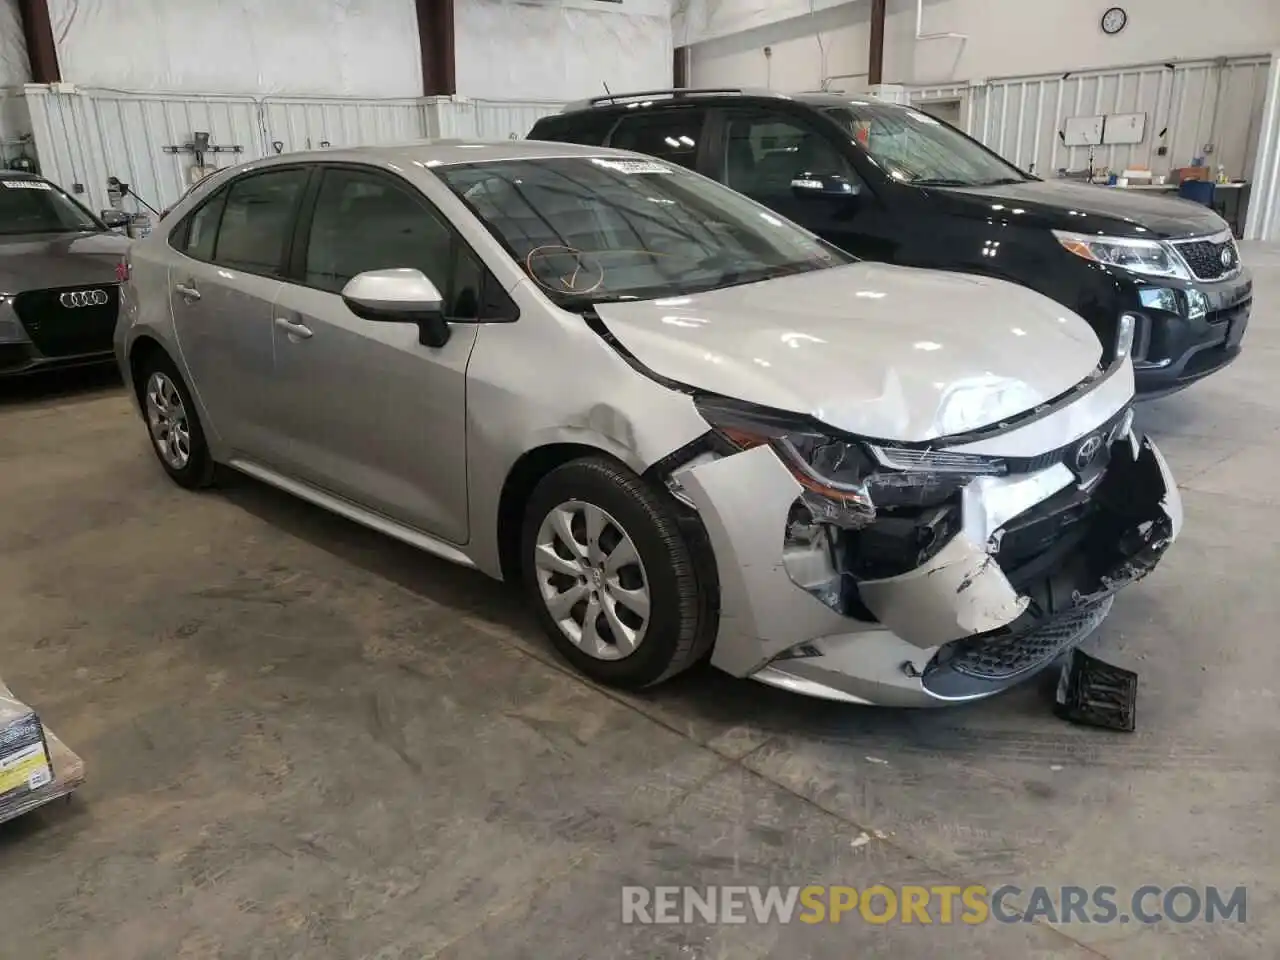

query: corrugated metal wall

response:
[22,86,566,214]
[909,56,1272,183]
[1243,56,1280,242]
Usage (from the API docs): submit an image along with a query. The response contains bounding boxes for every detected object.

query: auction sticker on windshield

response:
[590,158,674,175]
[1,180,51,189]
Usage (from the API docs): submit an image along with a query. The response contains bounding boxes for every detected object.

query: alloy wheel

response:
[533,499,651,660]
[144,371,191,470]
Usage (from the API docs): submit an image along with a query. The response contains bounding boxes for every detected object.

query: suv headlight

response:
[695,397,1006,528]
[1053,230,1191,280]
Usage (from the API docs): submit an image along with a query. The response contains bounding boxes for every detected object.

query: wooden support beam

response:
[415,0,456,97]
[868,0,886,86]
[16,0,60,84]
[673,45,690,88]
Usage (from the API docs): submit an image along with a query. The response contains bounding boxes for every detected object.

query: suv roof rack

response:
[562,87,786,113]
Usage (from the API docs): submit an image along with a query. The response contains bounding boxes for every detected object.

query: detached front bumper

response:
[676,424,1181,707]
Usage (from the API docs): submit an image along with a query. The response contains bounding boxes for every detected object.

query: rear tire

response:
[138,352,216,490]
[520,455,711,689]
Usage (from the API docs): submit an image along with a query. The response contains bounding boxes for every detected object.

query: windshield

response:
[822,103,1030,187]
[437,156,851,306]
[0,178,100,235]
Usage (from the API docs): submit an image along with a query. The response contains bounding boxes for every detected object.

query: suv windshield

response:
[822,102,1030,187]
[0,178,100,235]
[437,156,851,306]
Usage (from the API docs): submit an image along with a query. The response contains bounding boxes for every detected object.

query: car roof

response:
[553,88,909,117]
[240,138,639,171]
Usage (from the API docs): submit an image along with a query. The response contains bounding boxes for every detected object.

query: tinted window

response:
[180,189,226,260]
[213,169,308,276]
[0,178,98,235]
[724,111,857,197]
[530,112,618,146]
[608,110,704,170]
[304,168,453,295]
[439,157,850,307]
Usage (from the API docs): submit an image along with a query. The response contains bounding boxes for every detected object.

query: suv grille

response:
[13,285,119,358]
[1172,233,1240,282]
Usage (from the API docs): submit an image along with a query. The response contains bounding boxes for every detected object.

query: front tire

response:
[521,456,711,689]
[139,353,216,489]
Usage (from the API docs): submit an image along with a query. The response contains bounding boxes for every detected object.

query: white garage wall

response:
[682,0,1280,90]
[47,0,422,97]
[455,0,672,102]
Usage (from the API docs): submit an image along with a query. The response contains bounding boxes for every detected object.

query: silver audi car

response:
[114,140,1182,707]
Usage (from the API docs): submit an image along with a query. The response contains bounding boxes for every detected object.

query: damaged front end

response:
[671,387,1181,706]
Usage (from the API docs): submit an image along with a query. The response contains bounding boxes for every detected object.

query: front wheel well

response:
[496,443,620,582]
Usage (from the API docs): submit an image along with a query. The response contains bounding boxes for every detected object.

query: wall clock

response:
[1101,6,1128,35]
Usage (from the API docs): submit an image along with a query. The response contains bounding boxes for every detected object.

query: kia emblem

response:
[1221,246,1234,269]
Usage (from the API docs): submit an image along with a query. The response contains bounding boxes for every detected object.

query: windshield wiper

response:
[976,176,1029,186]
[908,177,971,187]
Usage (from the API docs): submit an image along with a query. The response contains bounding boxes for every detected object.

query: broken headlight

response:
[696,396,1007,528]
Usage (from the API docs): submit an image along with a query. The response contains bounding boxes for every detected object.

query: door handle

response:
[174,282,201,301]
[275,316,313,340]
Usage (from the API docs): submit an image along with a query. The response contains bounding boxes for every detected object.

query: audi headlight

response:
[1054,230,1190,280]
[695,397,1006,528]
[0,296,28,344]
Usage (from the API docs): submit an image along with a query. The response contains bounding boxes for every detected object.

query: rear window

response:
[529,112,618,146]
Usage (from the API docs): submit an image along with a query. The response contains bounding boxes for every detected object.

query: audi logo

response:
[59,289,109,308]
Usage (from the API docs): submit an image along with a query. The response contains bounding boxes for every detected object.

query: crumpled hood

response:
[0,231,130,293]
[594,262,1104,442]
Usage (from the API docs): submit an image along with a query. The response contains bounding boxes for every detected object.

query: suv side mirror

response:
[790,173,860,199]
[100,209,131,229]
[341,268,452,348]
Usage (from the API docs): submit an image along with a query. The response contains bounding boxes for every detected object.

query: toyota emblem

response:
[1220,246,1235,269]
[1073,434,1103,472]
[59,289,109,308]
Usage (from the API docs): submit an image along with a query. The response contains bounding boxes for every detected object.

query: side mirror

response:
[100,209,131,229]
[341,268,451,348]
[790,173,860,199]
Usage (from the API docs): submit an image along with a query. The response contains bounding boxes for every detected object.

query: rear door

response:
[269,165,486,544]
[167,166,309,459]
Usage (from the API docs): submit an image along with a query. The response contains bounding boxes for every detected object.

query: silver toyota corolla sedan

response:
[114,140,1182,707]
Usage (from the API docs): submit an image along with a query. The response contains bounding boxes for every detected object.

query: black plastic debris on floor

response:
[1053,649,1138,732]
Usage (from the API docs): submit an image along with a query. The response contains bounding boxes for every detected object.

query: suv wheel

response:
[521,456,710,688]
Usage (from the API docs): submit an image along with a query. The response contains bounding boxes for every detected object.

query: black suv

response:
[529,88,1251,397]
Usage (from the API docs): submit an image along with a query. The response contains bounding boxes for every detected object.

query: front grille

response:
[1172,233,1241,282]
[936,598,1113,681]
[12,285,119,358]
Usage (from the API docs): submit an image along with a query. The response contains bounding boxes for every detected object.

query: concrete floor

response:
[1,247,1278,960]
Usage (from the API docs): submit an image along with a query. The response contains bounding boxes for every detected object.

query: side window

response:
[304,168,453,295]
[212,168,308,277]
[608,109,705,170]
[302,167,515,320]
[175,188,226,261]
[723,111,857,198]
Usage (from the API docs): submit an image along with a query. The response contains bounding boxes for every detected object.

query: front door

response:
[167,168,308,460]
[717,108,886,260]
[270,166,476,544]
